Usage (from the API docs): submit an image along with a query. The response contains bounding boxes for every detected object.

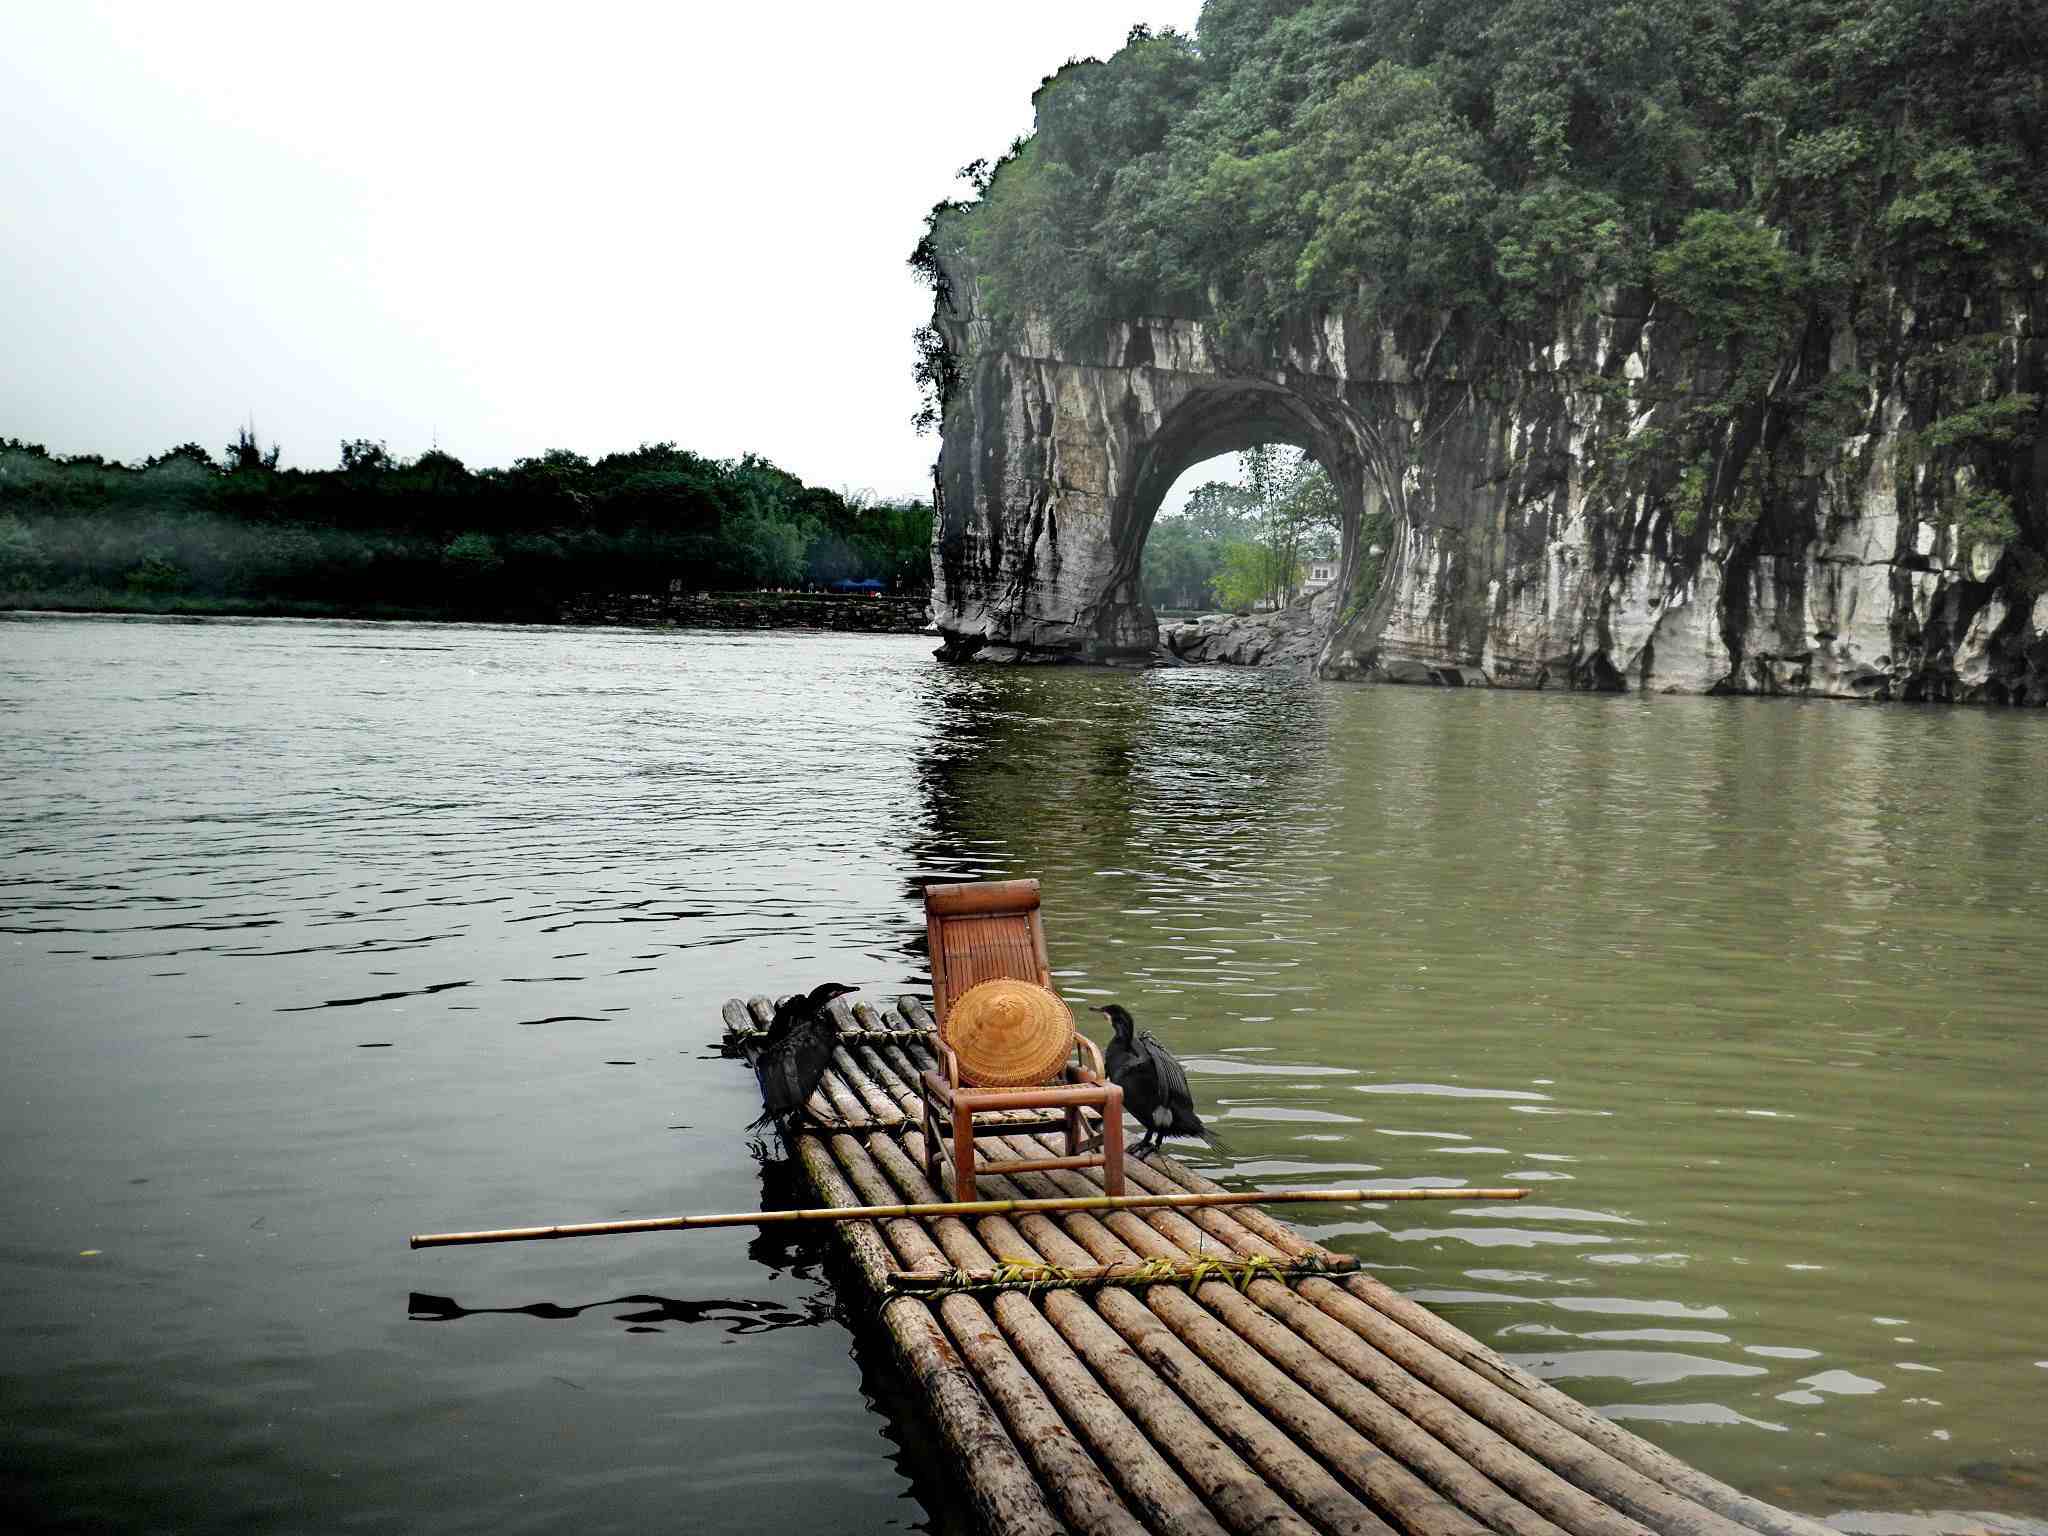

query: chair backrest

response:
[925,879,1052,1026]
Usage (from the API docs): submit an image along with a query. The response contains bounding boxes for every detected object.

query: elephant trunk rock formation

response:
[927,290,2047,703]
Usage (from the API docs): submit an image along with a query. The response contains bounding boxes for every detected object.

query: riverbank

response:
[556,590,932,633]
[1,587,934,634]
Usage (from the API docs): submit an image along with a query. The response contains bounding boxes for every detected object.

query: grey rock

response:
[923,282,2045,703]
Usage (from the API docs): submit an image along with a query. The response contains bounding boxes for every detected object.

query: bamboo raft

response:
[720,993,1837,1536]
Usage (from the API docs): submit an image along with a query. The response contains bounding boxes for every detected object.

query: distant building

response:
[1302,558,1339,593]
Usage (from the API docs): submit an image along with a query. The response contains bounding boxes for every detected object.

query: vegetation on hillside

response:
[914,0,2042,564]
[0,433,932,619]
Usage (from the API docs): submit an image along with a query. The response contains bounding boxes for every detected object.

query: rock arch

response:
[931,314,1423,672]
[927,297,2047,701]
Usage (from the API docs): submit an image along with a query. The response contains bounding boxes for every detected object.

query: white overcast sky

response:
[2,1,1204,498]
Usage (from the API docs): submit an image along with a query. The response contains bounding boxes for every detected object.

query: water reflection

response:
[407,1289,838,1334]
[3,617,2046,1532]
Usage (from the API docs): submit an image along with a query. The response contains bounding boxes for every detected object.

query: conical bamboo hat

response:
[945,979,1075,1088]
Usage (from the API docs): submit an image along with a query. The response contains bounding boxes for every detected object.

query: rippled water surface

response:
[3,614,2044,1533]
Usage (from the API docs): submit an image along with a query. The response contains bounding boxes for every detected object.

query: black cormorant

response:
[1092,1002,1211,1157]
[752,982,858,1126]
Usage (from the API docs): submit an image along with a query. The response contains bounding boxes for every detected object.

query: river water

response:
[2,613,2043,1534]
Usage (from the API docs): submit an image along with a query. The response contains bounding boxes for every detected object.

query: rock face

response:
[1163,589,1336,668]
[928,290,2046,703]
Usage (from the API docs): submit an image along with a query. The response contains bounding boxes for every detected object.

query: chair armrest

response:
[937,1039,962,1089]
[1071,1033,1107,1084]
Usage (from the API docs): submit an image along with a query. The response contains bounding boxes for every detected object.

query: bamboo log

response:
[847,1047,920,1117]
[926,1144,1394,1536]
[1247,1278,1652,1536]
[793,1135,1066,1536]
[718,997,754,1040]
[1326,1272,1842,1536]
[826,1039,903,1124]
[1316,1276,1768,1536]
[817,1064,874,1127]
[946,1139,1405,1536]
[410,1187,1524,1249]
[824,1135,1155,1536]
[1071,1194,1495,1536]
[1150,1269,1484,1536]
[1130,1143,1833,1536]
[983,1145,1536,1536]
[1010,1142,1630,1536]
[1045,1151,1753,1536]
[728,1007,1823,1536]
[725,1023,932,1049]
[858,1133,1265,1536]
[1212,1280,1595,1536]
[835,1024,917,1105]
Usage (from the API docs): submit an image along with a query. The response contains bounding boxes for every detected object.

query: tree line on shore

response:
[0,431,934,619]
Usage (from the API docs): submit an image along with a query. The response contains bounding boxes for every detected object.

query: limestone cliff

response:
[928,282,2047,703]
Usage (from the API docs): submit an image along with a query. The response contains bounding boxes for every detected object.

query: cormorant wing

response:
[762,993,805,1050]
[1138,1031,1199,1131]
[756,1010,840,1122]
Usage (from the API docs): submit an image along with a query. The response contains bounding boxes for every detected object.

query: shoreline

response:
[1,589,937,636]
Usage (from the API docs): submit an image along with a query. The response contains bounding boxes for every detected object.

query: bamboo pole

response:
[410,1186,1529,1249]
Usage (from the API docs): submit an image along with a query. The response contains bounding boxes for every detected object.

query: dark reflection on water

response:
[407,1290,838,1334]
[3,614,2046,1533]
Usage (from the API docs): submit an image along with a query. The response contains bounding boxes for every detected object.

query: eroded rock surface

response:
[1163,590,1335,669]
[927,287,2045,704]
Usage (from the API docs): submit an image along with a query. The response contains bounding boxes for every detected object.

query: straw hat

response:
[945,979,1075,1088]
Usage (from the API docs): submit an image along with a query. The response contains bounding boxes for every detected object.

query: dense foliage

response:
[0,435,932,617]
[915,0,2042,555]
[1142,448,1345,610]
[925,1,2042,344]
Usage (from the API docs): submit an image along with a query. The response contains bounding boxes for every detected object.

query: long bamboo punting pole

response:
[410,1186,1529,1250]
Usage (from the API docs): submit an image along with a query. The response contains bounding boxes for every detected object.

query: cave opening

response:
[1110,383,1393,664]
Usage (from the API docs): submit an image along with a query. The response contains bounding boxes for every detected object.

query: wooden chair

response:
[919,879,1124,1198]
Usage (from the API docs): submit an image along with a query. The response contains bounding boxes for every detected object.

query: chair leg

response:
[1100,1086,1126,1195]
[952,1104,976,1200]
[1063,1104,1080,1158]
